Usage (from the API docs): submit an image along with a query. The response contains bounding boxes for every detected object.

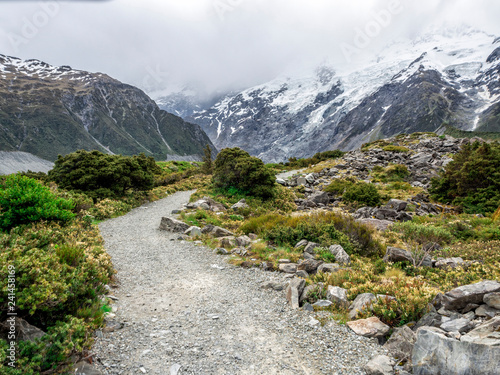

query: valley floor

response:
[93,191,385,375]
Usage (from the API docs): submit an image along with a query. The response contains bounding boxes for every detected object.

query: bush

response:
[382,145,410,153]
[0,175,75,232]
[212,148,276,198]
[430,141,500,214]
[390,221,454,246]
[372,164,410,183]
[325,179,382,207]
[49,151,161,200]
[240,212,384,258]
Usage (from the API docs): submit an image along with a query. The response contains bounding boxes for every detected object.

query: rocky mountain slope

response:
[0,151,54,175]
[0,55,215,161]
[166,28,500,163]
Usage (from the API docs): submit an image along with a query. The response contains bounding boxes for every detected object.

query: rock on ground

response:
[94,191,385,374]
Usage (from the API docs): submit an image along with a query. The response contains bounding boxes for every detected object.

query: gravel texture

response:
[93,191,385,374]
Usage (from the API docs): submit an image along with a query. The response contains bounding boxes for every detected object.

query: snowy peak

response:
[175,28,500,163]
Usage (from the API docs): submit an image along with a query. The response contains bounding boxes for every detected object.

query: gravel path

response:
[93,191,384,375]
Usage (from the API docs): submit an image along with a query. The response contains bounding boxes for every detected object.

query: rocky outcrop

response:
[412,326,500,375]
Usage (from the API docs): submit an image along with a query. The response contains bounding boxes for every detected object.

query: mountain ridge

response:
[0,55,215,161]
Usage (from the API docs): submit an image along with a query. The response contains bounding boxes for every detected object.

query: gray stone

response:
[484,292,500,310]
[440,280,500,311]
[383,247,413,263]
[210,226,235,238]
[356,218,393,232]
[159,217,190,232]
[297,177,307,186]
[309,191,330,205]
[413,326,500,375]
[231,199,249,210]
[303,303,314,312]
[0,317,45,342]
[295,270,309,278]
[234,235,252,247]
[349,293,376,320]
[317,263,340,273]
[326,286,348,308]
[294,239,308,248]
[374,208,398,221]
[276,178,287,186]
[304,242,320,254]
[385,199,408,212]
[475,304,500,318]
[364,355,395,375]
[414,312,443,330]
[300,284,319,304]
[219,237,236,248]
[279,263,298,274]
[305,173,316,184]
[297,259,323,273]
[435,257,465,270]
[184,226,202,237]
[329,244,350,266]
[313,300,333,308]
[216,248,229,255]
[286,278,305,309]
[461,316,500,346]
[347,317,390,338]
[440,318,473,333]
[384,326,416,362]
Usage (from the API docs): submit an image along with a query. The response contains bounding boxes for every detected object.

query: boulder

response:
[219,237,236,249]
[309,191,330,205]
[260,281,285,291]
[439,280,500,311]
[435,257,465,270]
[326,286,349,308]
[210,226,235,238]
[235,235,252,247]
[297,259,323,273]
[475,304,500,318]
[185,199,210,210]
[484,292,500,310]
[383,247,413,263]
[329,245,350,266]
[300,284,319,304]
[385,199,408,212]
[364,355,395,375]
[294,239,309,248]
[286,278,306,309]
[305,173,316,184]
[231,199,249,210]
[304,242,320,254]
[347,317,390,339]
[413,326,500,375]
[414,312,444,331]
[349,293,376,320]
[356,218,393,232]
[0,318,45,342]
[460,316,500,346]
[374,208,398,221]
[159,217,190,232]
[276,178,287,186]
[440,318,473,333]
[184,226,202,237]
[384,325,416,362]
[279,263,298,274]
[313,300,333,308]
[317,263,340,273]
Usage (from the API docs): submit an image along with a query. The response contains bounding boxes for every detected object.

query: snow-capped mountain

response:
[0,55,215,161]
[174,28,500,163]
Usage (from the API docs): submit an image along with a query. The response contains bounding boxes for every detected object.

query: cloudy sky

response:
[1,0,499,96]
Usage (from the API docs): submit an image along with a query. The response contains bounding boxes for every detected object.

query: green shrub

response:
[343,182,382,207]
[382,145,410,153]
[49,151,161,200]
[324,178,355,195]
[391,221,454,246]
[0,175,75,232]
[430,141,500,214]
[372,164,410,183]
[212,148,276,198]
[240,212,384,258]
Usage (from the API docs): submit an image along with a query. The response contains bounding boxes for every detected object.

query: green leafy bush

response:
[430,141,500,214]
[0,175,75,232]
[325,179,382,207]
[212,148,276,198]
[49,150,161,200]
[240,212,384,258]
[390,221,454,246]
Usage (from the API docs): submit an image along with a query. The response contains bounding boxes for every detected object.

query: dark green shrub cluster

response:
[325,179,382,207]
[212,148,276,199]
[49,151,161,200]
[0,175,75,232]
[285,150,345,168]
[430,141,500,214]
[240,211,384,258]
